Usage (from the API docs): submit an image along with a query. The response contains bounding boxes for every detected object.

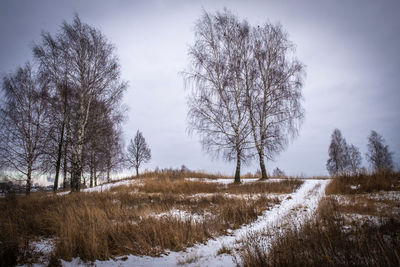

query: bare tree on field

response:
[127,130,151,177]
[0,63,50,194]
[347,144,362,175]
[326,129,349,176]
[245,23,305,180]
[184,9,304,182]
[33,31,71,191]
[184,10,253,183]
[34,15,126,192]
[366,130,393,172]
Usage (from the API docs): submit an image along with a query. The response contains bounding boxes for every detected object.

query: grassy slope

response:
[0,176,301,266]
[239,172,400,267]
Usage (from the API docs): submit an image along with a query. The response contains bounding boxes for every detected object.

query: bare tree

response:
[326,129,349,176]
[127,130,151,177]
[366,130,393,172]
[184,10,253,183]
[81,98,125,186]
[347,144,362,175]
[33,30,71,191]
[184,9,304,182]
[99,122,125,183]
[34,15,126,191]
[0,63,50,194]
[245,23,305,180]
[82,101,104,187]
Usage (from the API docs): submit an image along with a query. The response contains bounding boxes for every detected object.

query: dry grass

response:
[176,251,200,265]
[334,194,400,217]
[324,170,400,221]
[326,171,400,195]
[239,197,400,267]
[135,178,220,194]
[226,179,302,194]
[0,177,299,265]
[239,171,400,267]
[217,243,232,255]
[117,177,303,195]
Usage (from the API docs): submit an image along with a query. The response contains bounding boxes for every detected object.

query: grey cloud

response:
[1,0,399,176]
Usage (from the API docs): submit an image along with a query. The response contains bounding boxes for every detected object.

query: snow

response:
[61,179,329,267]
[82,179,141,193]
[350,184,360,190]
[57,179,143,195]
[30,238,55,255]
[342,213,381,226]
[363,191,400,201]
[17,239,56,267]
[332,190,400,204]
[189,192,285,201]
[148,208,211,224]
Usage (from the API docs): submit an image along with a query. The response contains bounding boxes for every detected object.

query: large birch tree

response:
[245,23,305,179]
[185,10,253,183]
[185,9,304,182]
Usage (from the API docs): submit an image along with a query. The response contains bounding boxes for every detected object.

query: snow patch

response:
[57,179,143,195]
[148,208,211,224]
[189,192,285,201]
[30,238,55,255]
[363,191,400,201]
[350,184,360,190]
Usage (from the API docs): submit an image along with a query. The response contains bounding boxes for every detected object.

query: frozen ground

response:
[61,179,329,267]
[82,179,143,193]
[58,179,142,195]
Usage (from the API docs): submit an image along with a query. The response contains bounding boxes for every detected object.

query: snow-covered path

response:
[63,179,329,267]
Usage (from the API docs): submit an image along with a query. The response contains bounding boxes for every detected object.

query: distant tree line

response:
[326,129,394,176]
[0,15,151,194]
[184,9,305,183]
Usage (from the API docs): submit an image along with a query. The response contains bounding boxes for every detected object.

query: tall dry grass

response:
[0,177,289,265]
[326,171,399,195]
[240,196,400,267]
[119,177,303,195]
[226,179,302,194]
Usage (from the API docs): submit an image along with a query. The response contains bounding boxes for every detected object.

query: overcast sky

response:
[1,0,399,177]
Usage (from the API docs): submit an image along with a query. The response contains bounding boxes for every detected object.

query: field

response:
[0,174,301,266]
[1,172,399,266]
[239,172,400,266]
